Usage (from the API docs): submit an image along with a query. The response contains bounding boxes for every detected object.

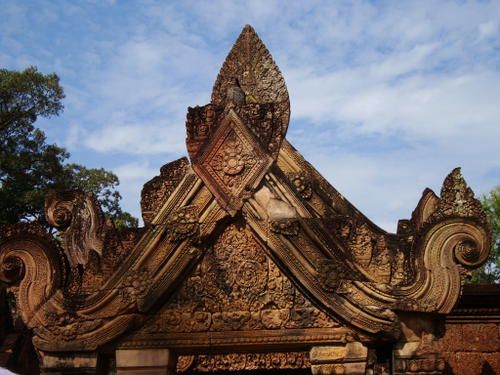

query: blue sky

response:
[1,0,500,235]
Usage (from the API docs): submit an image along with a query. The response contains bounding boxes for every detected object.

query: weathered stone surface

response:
[443,352,497,374]
[0,24,494,375]
[462,323,500,352]
[435,323,500,354]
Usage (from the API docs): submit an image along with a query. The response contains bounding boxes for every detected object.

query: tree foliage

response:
[469,186,500,283]
[0,66,137,229]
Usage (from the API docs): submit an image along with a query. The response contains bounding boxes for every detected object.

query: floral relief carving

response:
[317,258,349,292]
[177,352,310,373]
[119,269,151,302]
[209,129,257,188]
[0,25,493,373]
[192,109,272,215]
[40,311,102,342]
[166,205,199,242]
[141,157,190,225]
[288,172,313,200]
[348,223,375,268]
[142,224,339,334]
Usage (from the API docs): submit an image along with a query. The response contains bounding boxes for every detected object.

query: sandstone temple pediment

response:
[0,25,494,375]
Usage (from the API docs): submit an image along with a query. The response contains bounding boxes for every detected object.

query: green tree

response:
[469,186,500,283]
[0,66,137,229]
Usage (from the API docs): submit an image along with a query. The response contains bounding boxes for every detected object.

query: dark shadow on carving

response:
[481,361,496,375]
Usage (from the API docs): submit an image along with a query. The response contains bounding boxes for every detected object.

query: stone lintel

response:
[40,352,98,374]
[116,349,176,375]
[310,342,368,374]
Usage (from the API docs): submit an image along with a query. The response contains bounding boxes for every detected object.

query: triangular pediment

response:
[123,223,346,348]
[1,25,490,370]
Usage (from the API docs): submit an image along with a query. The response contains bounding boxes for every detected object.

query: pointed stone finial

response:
[429,167,487,225]
[409,167,489,230]
[211,24,290,133]
[186,26,291,215]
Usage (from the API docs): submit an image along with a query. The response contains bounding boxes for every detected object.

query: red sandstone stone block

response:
[436,324,464,352]
[462,324,499,352]
[445,352,484,374]
[483,353,500,374]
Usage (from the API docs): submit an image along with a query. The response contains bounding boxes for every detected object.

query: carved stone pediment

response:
[0,24,492,374]
[122,223,345,349]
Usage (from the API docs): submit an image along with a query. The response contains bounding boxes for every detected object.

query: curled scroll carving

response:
[0,224,65,325]
[398,168,491,313]
[46,190,106,267]
[0,255,24,284]
[413,220,489,314]
[0,25,494,366]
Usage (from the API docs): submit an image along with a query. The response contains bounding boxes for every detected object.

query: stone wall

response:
[436,322,499,374]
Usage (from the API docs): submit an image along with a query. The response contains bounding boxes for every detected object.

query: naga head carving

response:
[45,189,106,267]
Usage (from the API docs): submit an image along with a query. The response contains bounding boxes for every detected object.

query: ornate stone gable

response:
[140,223,339,334]
[0,24,494,375]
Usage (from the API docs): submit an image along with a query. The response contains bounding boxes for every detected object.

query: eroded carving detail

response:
[317,258,349,293]
[166,205,199,242]
[324,215,353,241]
[288,172,313,200]
[348,223,375,268]
[269,219,299,236]
[119,269,151,302]
[0,256,24,284]
[0,25,493,374]
[45,190,106,267]
[40,311,102,342]
[431,167,487,224]
[141,157,190,224]
[211,24,290,159]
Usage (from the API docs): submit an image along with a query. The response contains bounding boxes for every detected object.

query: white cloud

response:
[78,121,186,155]
[113,161,159,184]
[3,0,499,232]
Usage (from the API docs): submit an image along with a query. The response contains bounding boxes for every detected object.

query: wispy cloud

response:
[1,0,499,231]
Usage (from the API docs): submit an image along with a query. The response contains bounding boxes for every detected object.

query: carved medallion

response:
[192,110,273,215]
[269,219,300,236]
